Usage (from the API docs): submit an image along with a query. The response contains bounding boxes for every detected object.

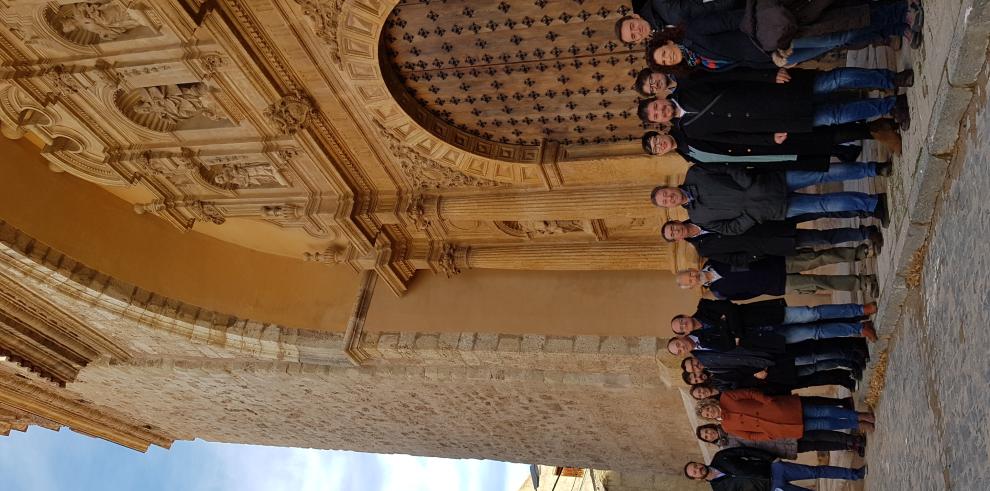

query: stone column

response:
[435,186,661,221]
[441,241,673,272]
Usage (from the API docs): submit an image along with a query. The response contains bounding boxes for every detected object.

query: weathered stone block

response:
[907,152,951,224]
[496,334,522,352]
[520,334,546,352]
[573,335,601,353]
[544,336,574,353]
[927,80,974,154]
[473,332,499,351]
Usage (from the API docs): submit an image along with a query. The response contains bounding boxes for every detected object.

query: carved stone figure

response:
[294,0,343,62]
[265,93,314,135]
[54,2,142,43]
[131,84,222,125]
[211,163,284,189]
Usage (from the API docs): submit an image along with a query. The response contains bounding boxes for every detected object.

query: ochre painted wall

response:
[366,268,699,337]
[0,137,358,331]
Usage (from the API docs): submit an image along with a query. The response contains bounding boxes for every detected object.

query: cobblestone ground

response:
[863,73,990,490]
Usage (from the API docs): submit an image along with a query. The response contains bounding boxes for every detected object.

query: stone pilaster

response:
[451,241,673,271]
[436,186,661,221]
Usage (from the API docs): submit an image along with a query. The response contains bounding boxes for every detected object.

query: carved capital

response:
[265,92,315,135]
[431,243,464,278]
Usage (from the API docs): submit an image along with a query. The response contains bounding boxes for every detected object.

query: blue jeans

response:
[783,304,866,324]
[812,68,896,95]
[788,1,909,64]
[794,349,861,367]
[785,163,877,191]
[794,228,872,247]
[795,359,861,377]
[775,322,863,343]
[813,96,897,126]
[771,461,863,491]
[802,404,860,431]
[785,192,878,218]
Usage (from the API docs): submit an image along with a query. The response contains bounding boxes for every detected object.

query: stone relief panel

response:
[46,1,157,46]
[208,162,289,190]
[494,220,588,239]
[115,83,231,133]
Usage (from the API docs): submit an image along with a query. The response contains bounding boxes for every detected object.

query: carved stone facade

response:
[0,1,700,488]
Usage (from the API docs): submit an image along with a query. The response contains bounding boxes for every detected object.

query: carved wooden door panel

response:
[382,0,645,150]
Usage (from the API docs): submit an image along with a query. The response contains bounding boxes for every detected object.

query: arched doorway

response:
[380,0,646,160]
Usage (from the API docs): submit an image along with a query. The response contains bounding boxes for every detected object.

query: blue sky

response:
[0,427,531,491]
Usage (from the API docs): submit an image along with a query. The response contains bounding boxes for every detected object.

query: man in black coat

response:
[677,257,878,300]
[674,298,875,337]
[661,219,882,266]
[684,447,865,491]
[650,163,890,236]
[684,356,859,393]
[616,0,741,44]
[637,67,908,145]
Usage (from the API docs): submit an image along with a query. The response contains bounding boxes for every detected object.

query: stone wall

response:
[72,357,698,475]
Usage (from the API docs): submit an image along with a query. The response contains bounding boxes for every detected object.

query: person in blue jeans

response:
[781,0,921,66]
[783,162,886,222]
[651,162,892,238]
[686,447,865,491]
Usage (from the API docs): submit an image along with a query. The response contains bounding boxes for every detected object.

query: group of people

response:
[609,2,929,487]
[672,298,878,489]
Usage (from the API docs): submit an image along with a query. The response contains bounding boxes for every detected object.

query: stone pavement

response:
[818,1,990,490]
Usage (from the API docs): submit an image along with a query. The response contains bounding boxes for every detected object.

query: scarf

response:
[678,44,732,71]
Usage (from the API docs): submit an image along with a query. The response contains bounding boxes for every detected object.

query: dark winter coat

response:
[685,220,800,266]
[670,70,816,143]
[680,165,789,236]
[670,120,869,171]
[693,298,789,335]
[633,0,742,28]
[707,447,775,491]
[704,258,788,300]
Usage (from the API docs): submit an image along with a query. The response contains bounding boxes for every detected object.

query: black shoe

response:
[835,144,863,162]
[875,160,893,177]
[874,193,890,227]
[893,94,911,131]
[894,69,915,88]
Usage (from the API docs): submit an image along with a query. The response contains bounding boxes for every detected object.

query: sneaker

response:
[874,193,890,228]
[855,243,873,260]
[863,274,880,298]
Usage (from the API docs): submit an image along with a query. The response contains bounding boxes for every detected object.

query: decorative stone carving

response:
[211,162,287,189]
[435,244,461,277]
[45,66,84,97]
[293,0,343,63]
[406,195,430,231]
[51,1,143,45]
[188,201,225,225]
[200,54,226,74]
[376,123,499,190]
[303,245,350,265]
[262,205,300,219]
[117,83,225,132]
[495,220,587,239]
[265,92,314,135]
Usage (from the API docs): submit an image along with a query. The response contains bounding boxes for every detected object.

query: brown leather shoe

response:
[894,69,915,88]
[861,321,878,342]
[869,119,902,154]
[893,94,911,130]
[863,302,878,316]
